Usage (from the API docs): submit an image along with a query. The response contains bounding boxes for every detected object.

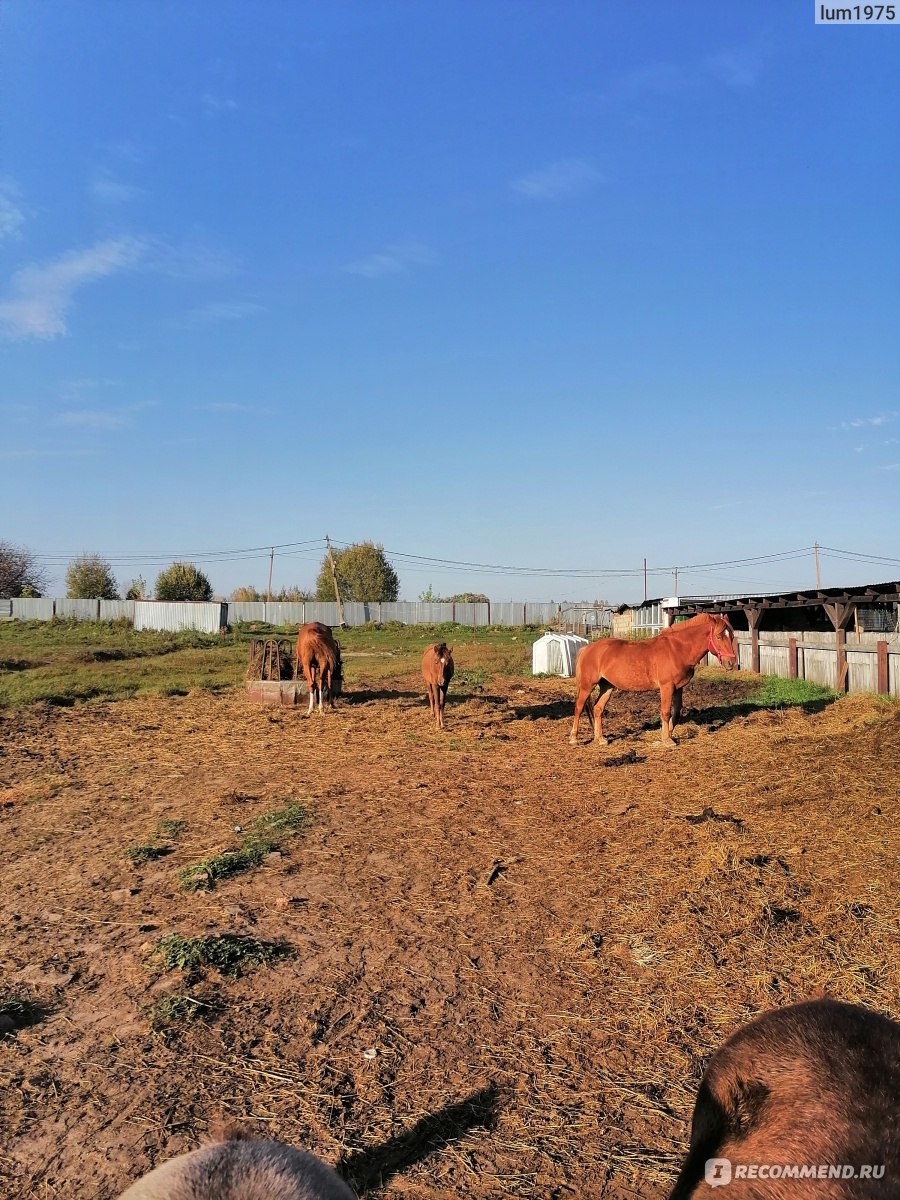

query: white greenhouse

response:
[531,632,589,677]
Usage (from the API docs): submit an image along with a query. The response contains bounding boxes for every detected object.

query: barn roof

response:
[617,582,900,615]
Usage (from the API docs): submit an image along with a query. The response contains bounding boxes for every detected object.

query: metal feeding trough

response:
[244,638,308,706]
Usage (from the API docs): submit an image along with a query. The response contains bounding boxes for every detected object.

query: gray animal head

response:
[117,1134,356,1200]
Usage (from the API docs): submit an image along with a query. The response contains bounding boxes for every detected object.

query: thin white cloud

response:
[90,170,144,205]
[182,300,265,326]
[707,48,763,89]
[511,158,603,201]
[98,139,144,164]
[0,447,98,459]
[54,409,127,430]
[343,240,437,279]
[146,236,241,281]
[203,402,258,413]
[575,64,687,112]
[842,413,897,429]
[59,377,119,401]
[0,236,146,341]
[202,92,238,116]
[878,462,900,471]
[0,180,26,244]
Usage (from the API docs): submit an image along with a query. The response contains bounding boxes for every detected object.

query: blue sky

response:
[1,1,898,602]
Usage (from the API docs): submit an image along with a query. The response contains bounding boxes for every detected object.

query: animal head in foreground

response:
[117,1126,356,1200]
[670,998,900,1198]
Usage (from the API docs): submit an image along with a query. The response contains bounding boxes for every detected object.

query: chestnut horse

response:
[422,642,454,730]
[295,622,343,716]
[570,612,737,747]
[669,998,900,1198]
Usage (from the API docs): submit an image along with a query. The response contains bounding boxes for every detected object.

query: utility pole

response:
[325,534,347,627]
[266,547,274,603]
[643,557,648,602]
[672,568,678,596]
[814,542,821,590]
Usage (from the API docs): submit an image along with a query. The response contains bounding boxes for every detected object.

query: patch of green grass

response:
[453,667,490,691]
[158,818,187,838]
[150,992,217,1030]
[152,933,288,977]
[124,843,172,866]
[179,843,268,890]
[179,800,308,891]
[748,676,837,708]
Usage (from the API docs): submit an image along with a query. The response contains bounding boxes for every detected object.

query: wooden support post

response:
[823,601,854,693]
[836,627,848,692]
[745,606,761,674]
[789,637,798,680]
[876,640,889,694]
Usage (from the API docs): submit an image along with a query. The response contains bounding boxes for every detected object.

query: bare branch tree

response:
[0,541,50,598]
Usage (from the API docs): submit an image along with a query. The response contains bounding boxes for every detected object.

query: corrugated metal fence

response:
[2,597,572,630]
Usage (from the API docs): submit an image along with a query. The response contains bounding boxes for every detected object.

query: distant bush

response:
[155,562,213,602]
[125,576,147,600]
[231,585,313,602]
[65,554,119,599]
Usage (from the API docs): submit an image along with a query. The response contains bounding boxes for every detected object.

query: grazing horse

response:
[117,1125,355,1199]
[570,612,737,747]
[295,622,343,716]
[422,642,454,730]
[670,999,900,1198]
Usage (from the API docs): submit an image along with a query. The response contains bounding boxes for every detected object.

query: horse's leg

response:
[437,684,444,730]
[592,680,615,744]
[569,681,595,744]
[304,664,316,716]
[659,683,676,746]
[426,681,435,721]
[671,687,684,734]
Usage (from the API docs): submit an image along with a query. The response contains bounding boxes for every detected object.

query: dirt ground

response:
[1,669,898,1199]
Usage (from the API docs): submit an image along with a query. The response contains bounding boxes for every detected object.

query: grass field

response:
[0,620,536,708]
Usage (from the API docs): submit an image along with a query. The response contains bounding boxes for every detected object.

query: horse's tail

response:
[574,643,601,719]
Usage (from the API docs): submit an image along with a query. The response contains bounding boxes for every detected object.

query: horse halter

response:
[707,616,737,662]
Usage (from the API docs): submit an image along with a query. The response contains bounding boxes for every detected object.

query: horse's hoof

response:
[594,736,609,747]
[568,736,578,746]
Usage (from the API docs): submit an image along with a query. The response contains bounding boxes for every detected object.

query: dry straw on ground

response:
[0,669,897,1198]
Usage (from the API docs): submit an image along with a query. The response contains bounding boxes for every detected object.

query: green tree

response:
[125,576,147,600]
[419,584,443,602]
[231,585,264,602]
[155,562,213,601]
[447,592,490,604]
[0,541,49,598]
[315,541,399,602]
[65,553,119,599]
[275,585,313,602]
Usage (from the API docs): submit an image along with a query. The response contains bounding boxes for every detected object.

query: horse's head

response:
[706,615,738,669]
[433,643,453,679]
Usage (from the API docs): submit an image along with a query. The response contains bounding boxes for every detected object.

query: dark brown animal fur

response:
[670,999,900,1199]
[295,622,343,715]
[422,642,454,730]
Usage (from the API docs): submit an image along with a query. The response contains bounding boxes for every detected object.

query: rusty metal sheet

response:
[244,680,308,706]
